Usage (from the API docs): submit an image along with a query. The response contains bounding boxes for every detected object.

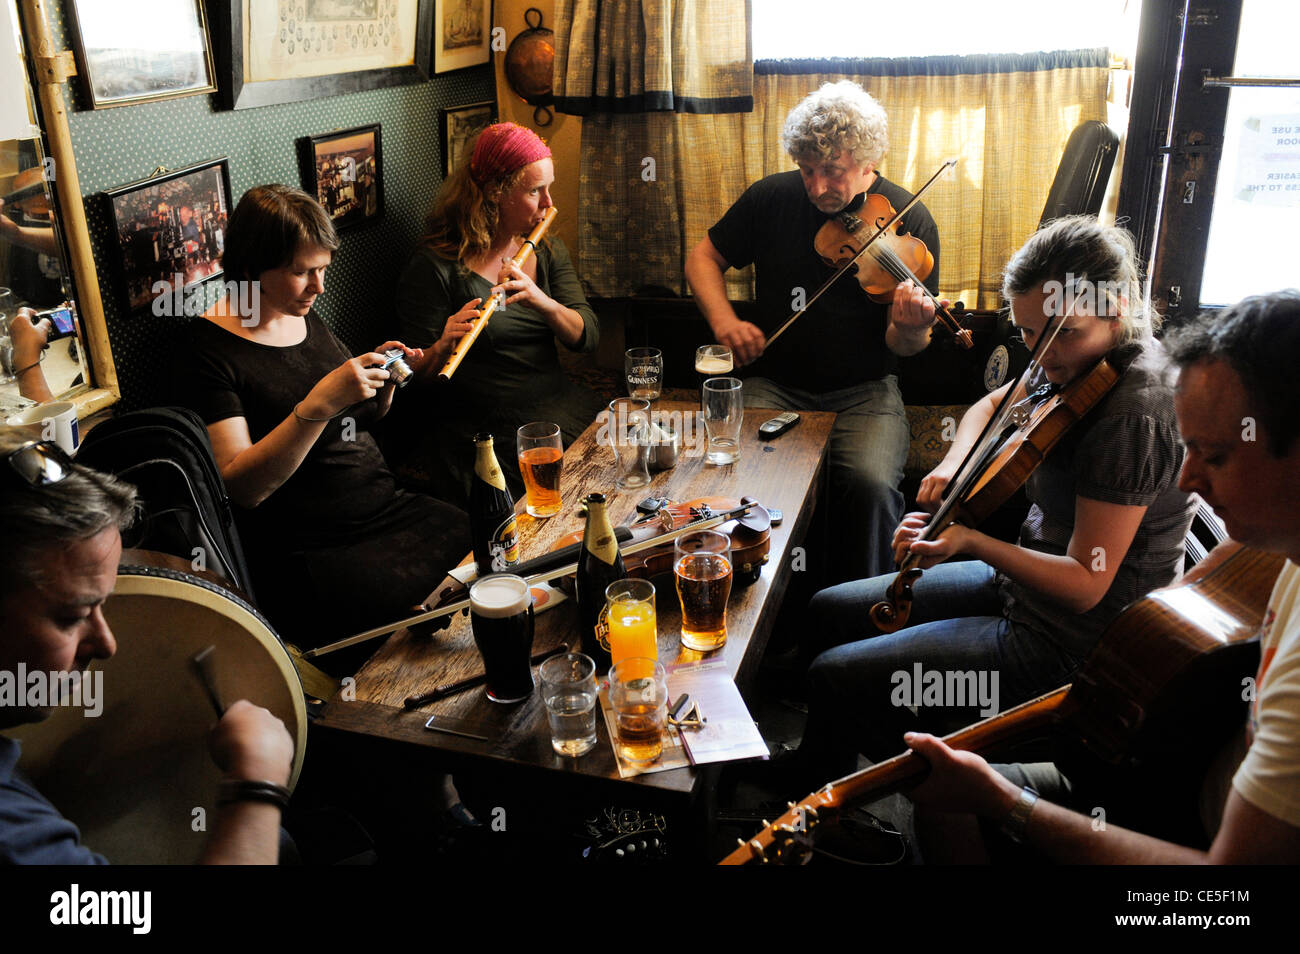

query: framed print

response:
[217,0,434,110]
[433,0,492,73]
[298,124,384,230]
[103,159,233,313]
[66,0,217,109]
[440,100,495,177]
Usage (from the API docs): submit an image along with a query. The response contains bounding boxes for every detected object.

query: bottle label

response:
[487,514,519,571]
[593,606,612,652]
[474,442,508,492]
[585,506,619,566]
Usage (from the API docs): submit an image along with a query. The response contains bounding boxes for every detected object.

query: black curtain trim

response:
[754,48,1110,77]
[555,93,755,116]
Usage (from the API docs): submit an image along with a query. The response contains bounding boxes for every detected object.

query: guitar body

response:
[724,541,1285,863]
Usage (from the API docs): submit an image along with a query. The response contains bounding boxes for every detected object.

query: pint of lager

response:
[673,530,733,651]
[516,421,563,518]
[469,574,535,703]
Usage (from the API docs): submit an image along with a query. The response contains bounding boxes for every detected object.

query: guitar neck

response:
[721,685,1070,865]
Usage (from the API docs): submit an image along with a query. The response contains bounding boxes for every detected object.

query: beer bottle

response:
[470,433,520,575]
[576,492,625,671]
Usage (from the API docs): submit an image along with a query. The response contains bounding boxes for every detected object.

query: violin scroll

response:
[868,568,921,634]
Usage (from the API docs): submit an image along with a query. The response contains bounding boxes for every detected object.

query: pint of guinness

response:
[469,574,536,703]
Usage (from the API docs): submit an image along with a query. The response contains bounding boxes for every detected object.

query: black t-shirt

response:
[708,170,940,393]
[179,314,410,550]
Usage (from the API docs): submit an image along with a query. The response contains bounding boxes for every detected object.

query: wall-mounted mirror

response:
[1,0,118,418]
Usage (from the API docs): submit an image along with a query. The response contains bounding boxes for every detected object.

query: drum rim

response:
[112,565,308,789]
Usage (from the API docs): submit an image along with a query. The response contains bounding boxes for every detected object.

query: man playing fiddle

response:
[686,80,940,581]
[905,291,1300,863]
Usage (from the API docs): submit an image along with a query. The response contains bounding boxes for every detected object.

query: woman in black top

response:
[178,185,469,669]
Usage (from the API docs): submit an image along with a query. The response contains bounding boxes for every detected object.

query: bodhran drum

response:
[3,555,308,864]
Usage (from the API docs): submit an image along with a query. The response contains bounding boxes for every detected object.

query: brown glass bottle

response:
[576,492,625,671]
[470,433,519,575]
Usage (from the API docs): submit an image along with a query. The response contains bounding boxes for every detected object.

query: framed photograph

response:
[217,0,435,110]
[65,0,217,109]
[103,159,233,313]
[298,124,384,230]
[434,0,492,74]
[440,100,496,177]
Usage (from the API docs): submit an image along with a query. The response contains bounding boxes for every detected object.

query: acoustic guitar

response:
[722,540,1284,864]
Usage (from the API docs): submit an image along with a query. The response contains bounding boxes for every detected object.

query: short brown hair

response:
[221,184,340,281]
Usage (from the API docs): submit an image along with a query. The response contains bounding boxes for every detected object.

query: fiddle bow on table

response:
[301,496,772,660]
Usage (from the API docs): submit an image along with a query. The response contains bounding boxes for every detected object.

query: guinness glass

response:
[469,574,536,703]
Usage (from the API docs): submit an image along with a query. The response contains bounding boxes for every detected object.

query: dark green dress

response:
[393,236,604,505]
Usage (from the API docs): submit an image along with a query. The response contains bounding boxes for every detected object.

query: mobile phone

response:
[758,412,800,440]
[34,305,76,341]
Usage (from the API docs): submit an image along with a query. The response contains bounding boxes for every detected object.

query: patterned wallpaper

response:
[43,0,494,409]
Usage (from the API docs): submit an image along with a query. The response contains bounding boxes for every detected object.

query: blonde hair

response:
[782,80,889,168]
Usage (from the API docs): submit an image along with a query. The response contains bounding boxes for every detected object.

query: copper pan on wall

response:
[505,7,555,126]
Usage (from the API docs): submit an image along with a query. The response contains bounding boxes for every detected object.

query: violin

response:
[0,167,53,219]
[813,193,973,348]
[765,159,973,351]
[869,349,1120,632]
[550,495,772,587]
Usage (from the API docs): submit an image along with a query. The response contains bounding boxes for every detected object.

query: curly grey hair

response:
[781,80,889,168]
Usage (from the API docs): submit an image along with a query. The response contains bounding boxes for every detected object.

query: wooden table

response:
[314,402,833,802]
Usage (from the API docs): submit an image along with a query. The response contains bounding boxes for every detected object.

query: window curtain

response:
[552,0,753,114]
[574,48,1112,309]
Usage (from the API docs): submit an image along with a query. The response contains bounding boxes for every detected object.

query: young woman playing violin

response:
[796,216,1198,774]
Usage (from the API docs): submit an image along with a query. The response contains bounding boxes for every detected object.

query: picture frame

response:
[103,159,233,314]
[433,0,493,74]
[297,124,384,230]
[216,0,435,111]
[440,100,496,177]
[65,0,217,109]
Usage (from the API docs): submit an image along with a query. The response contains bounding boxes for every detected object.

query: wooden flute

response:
[437,206,559,380]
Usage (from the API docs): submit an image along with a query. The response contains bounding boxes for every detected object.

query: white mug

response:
[5,401,80,455]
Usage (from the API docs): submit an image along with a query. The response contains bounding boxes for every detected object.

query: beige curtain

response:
[578,50,1111,308]
[553,0,753,114]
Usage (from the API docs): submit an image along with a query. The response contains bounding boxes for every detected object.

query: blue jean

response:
[801,561,1081,768]
[742,375,909,581]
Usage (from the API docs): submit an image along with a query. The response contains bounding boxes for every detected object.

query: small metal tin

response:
[646,425,680,471]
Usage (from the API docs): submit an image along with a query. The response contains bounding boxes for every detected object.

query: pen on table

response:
[404,643,569,709]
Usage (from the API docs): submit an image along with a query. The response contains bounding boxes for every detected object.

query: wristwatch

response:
[1000,785,1039,844]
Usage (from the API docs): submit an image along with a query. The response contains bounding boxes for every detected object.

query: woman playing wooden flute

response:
[395,122,604,505]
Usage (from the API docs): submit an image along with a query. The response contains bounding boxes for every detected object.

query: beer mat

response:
[442,565,568,616]
[664,661,769,766]
[597,685,691,777]
[595,662,768,776]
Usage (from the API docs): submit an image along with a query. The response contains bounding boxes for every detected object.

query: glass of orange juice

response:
[603,579,657,675]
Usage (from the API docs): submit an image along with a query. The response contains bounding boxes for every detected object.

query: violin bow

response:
[766,159,963,348]
[303,501,759,659]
